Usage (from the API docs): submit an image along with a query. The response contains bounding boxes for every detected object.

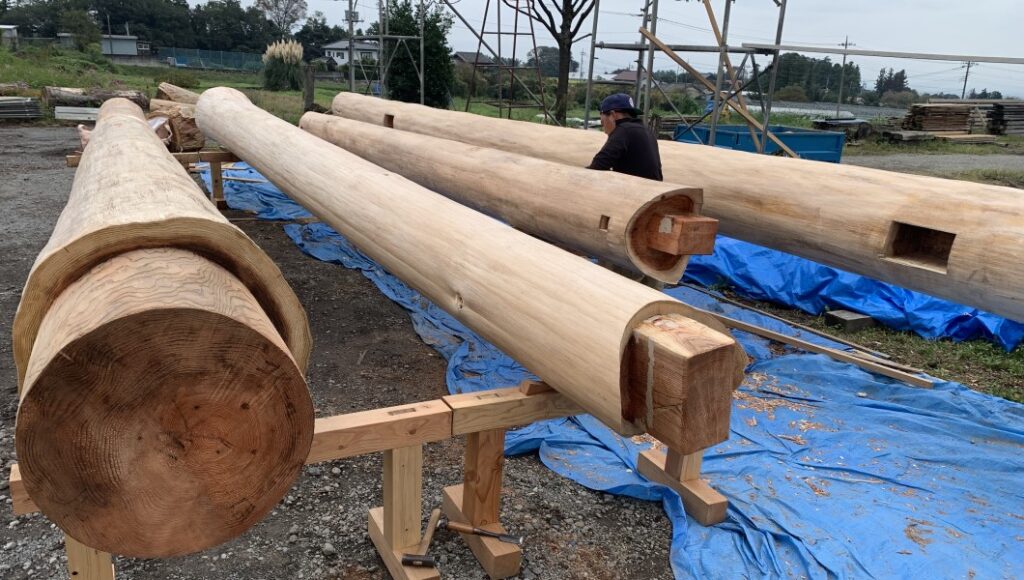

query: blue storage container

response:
[672,124,846,163]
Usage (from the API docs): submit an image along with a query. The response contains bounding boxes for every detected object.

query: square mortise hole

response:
[883,221,956,274]
[598,215,610,231]
[384,114,395,128]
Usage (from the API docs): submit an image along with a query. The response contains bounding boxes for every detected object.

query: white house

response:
[57,33,146,56]
[323,40,380,65]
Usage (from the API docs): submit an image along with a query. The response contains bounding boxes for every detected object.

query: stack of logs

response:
[993,102,1024,135]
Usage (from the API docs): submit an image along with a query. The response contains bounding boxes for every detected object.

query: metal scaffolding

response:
[582,0,791,157]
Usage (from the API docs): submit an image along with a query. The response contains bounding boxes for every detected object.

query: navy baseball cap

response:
[599,93,640,115]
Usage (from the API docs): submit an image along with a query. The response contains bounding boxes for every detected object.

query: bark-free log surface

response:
[332,92,1024,323]
[199,87,745,451]
[155,82,201,104]
[16,248,314,558]
[300,112,712,283]
[12,98,310,388]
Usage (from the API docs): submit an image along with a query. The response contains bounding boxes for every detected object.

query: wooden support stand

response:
[9,380,729,579]
[66,150,237,209]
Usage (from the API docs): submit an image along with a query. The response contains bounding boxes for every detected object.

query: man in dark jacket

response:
[587,93,663,181]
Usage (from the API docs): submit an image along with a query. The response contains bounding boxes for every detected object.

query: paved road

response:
[844,153,1024,173]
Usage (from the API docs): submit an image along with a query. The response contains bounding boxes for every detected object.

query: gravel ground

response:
[0,126,674,579]
[843,153,1024,173]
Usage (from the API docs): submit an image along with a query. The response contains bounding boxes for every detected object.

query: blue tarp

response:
[206,165,1024,579]
[686,236,1024,350]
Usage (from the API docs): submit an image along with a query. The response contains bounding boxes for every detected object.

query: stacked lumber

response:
[967,104,996,134]
[936,133,997,144]
[13,98,313,558]
[199,87,748,456]
[901,104,972,132]
[0,96,42,119]
[992,102,1024,135]
[330,92,1024,323]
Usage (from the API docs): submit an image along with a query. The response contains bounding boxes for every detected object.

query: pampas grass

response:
[262,40,304,91]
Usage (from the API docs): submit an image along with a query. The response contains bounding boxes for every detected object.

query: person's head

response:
[598,93,640,134]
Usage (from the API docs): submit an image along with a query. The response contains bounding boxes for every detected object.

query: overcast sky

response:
[199,0,1024,97]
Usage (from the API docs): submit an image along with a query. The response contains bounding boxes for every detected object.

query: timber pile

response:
[992,102,1024,135]
[901,104,972,132]
[199,87,748,456]
[936,133,997,144]
[0,96,42,119]
[0,81,29,96]
[299,112,717,283]
[330,92,1024,323]
[13,98,313,558]
[42,86,148,109]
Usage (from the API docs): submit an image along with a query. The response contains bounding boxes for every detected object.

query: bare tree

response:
[255,0,309,34]
[503,0,596,123]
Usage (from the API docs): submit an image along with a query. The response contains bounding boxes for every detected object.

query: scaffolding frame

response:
[582,0,791,156]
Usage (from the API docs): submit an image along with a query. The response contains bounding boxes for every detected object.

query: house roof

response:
[612,70,644,83]
[323,39,380,51]
[453,51,494,65]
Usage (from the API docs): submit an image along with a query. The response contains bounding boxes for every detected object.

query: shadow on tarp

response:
[686,236,1024,350]
[205,164,1024,579]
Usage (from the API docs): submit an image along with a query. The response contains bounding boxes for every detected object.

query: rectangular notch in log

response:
[627,314,737,454]
[647,214,718,256]
[883,221,955,274]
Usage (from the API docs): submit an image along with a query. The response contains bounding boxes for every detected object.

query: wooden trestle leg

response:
[368,444,440,580]
[636,447,728,525]
[65,533,114,580]
[442,428,522,580]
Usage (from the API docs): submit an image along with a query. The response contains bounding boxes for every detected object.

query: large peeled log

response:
[299,112,716,283]
[331,92,1024,323]
[155,82,201,104]
[12,98,311,388]
[199,87,746,455]
[17,249,313,558]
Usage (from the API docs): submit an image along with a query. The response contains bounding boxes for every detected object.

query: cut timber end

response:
[646,214,719,256]
[627,313,740,455]
[16,248,313,558]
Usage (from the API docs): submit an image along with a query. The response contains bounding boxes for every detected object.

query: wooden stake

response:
[65,534,115,580]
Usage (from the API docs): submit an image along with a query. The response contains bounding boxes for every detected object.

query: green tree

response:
[370,0,454,108]
[60,8,99,50]
[775,84,808,102]
[191,0,276,52]
[91,0,196,48]
[294,10,345,60]
[525,45,576,78]
[254,0,306,34]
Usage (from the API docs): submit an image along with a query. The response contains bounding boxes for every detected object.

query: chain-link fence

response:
[156,47,263,71]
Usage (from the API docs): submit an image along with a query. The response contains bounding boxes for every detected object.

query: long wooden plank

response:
[66,150,238,168]
[198,87,746,455]
[306,400,452,463]
[443,386,583,435]
[329,94,1024,324]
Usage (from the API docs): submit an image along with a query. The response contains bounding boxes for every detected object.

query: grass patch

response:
[947,169,1024,189]
[844,135,1024,156]
[717,289,1024,403]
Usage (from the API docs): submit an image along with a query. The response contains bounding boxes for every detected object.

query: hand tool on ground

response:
[439,517,525,545]
[401,507,442,568]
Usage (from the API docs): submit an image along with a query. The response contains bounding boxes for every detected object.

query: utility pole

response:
[961,61,974,99]
[580,49,585,80]
[345,0,359,92]
[835,35,854,118]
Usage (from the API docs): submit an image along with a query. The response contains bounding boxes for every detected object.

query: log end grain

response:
[16,249,314,558]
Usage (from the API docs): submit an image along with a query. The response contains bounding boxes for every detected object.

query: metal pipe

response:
[707,0,731,147]
[758,0,787,154]
[597,42,762,53]
[583,0,602,130]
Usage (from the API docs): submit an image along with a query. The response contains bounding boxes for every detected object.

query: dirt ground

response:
[0,126,674,579]
[844,152,1024,172]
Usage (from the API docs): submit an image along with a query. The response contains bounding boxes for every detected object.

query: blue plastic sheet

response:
[686,236,1024,350]
[212,165,1024,579]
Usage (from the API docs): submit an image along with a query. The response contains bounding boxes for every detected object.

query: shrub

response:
[154,69,200,89]
[262,40,304,91]
[775,84,809,102]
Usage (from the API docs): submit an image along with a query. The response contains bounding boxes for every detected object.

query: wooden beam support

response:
[646,214,718,256]
[65,534,115,580]
[443,484,522,579]
[637,448,727,526]
[369,444,440,580]
[66,150,238,168]
[443,384,582,436]
[9,464,37,515]
[307,400,452,464]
